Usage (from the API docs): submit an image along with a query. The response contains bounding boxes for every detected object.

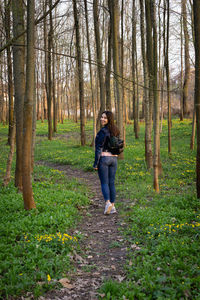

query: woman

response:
[93,111,120,215]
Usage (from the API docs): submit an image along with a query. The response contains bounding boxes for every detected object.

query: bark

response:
[132,0,139,139]
[84,0,96,147]
[180,15,184,121]
[182,0,190,117]
[106,3,112,111]
[190,107,196,150]
[47,0,53,140]
[12,0,25,191]
[193,0,200,198]
[110,0,123,138]
[152,0,160,192]
[22,0,36,209]
[145,0,153,169]
[73,0,86,145]
[93,0,106,130]
[4,0,14,145]
[165,0,171,154]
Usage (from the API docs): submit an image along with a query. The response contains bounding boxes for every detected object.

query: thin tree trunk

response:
[47,0,53,140]
[190,107,196,150]
[182,0,190,117]
[93,0,106,129]
[132,0,139,139]
[193,0,200,198]
[140,0,149,158]
[4,0,14,145]
[106,3,112,111]
[22,0,36,209]
[84,0,96,147]
[12,0,25,191]
[152,0,160,192]
[165,0,171,154]
[110,0,123,138]
[145,0,153,169]
[73,0,86,145]
[180,15,184,121]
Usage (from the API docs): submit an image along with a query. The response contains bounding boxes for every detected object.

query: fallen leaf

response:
[111,265,116,270]
[115,275,126,282]
[99,293,105,298]
[59,278,74,289]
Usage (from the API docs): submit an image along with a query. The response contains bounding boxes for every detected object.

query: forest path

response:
[38,161,128,300]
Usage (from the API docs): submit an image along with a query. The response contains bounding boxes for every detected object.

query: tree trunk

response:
[165,0,171,154]
[190,107,196,150]
[73,0,86,145]
[145,0,153,169]
[193,0,200,198]
[12,0,25,191]
[152,0,160,192]
[182,0,190,117]
[4,0,14,146]
[180,15,184,121]
[110,0,123,139]
[22,0,36,209]
[47,0,53,140]
[106,2,112,111]
[132,0,139,139]
[84,0,96,147]
[93,0,106,129]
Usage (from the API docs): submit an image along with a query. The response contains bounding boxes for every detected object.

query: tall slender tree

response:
[164,0,171,154]
[12,0,25,191]
[182,0,190,117]
[145,0,153,169]
[93,0,106,129]
[4,0,14,145]
[22,0,36,209]
[110,0,123,138]
[73,0,86,145]
[193,0,200,198]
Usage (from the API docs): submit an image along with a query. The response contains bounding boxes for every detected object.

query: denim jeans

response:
[98,156,117,203]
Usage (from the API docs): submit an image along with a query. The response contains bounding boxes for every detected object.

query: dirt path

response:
[38,162,127,300]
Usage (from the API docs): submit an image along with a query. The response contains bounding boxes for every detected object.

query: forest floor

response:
[37,161,128,300]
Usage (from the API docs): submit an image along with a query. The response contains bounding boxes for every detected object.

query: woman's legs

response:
[108,158,117,204]
[98,157,117,213]
[98,157,110,202]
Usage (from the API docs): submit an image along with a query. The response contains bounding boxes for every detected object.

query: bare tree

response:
[73,0,86,145]
[145,0,153,169]
[12,0,25,191]
[4,0,14,145]
[93,0,106,129]
[182,0,190,117]
[22,0,36,209]
[193,0,200,198]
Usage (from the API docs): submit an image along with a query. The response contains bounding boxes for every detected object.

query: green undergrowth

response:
[0,130,90,299]
[99,119,200,299]
[0,118,199,299]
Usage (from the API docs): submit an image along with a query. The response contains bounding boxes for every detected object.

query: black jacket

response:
[93,125,110,168]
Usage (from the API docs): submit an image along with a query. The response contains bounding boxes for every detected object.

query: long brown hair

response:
[102,111,120,136]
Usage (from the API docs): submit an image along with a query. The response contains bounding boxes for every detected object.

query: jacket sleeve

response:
[93,128,107,168]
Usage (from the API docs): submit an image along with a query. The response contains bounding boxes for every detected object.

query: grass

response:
[0,118,199,299]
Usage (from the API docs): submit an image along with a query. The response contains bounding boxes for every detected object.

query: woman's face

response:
[100,113,108,126]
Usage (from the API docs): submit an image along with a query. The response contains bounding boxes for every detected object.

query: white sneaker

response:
[104,202,112,215]
[110,207,117,214]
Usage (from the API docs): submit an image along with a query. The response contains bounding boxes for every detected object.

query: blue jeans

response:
[98,156,117,203]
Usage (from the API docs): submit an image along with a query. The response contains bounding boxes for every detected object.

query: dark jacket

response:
[93,125,110,168]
